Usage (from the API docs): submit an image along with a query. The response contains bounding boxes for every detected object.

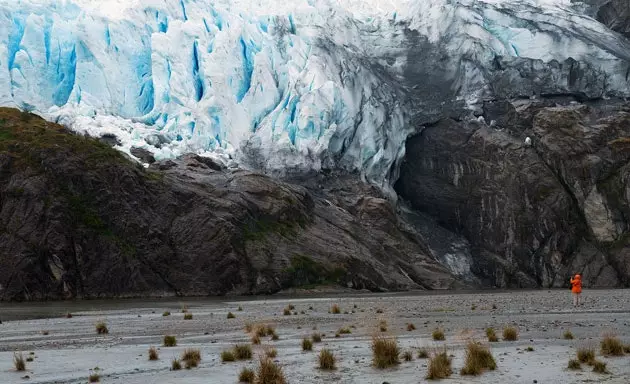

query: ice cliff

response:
[1,0,630,192]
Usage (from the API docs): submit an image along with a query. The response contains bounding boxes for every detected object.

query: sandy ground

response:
[1,289,630,383]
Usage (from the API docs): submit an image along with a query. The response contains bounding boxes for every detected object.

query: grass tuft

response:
[162,311,171,317]
[302,338,313,351]
[283,308,291,316]
[600,335,624,356]
[502,326,518,341]
[338,327,352,335]
[577,346,595,364]
[163,335,177,347]
[567,359,581,370]
[402,350,413,361]
[312,333,322,343]
[148,346,159,361]
[95,321,108,335]
[66,312,73,318]
[182,348,201,369]
[460,341,497,376]
[426,350,452,380]
[184,313,193,320]
[227,312,236,319]
[486,328,498,342]
[407,323,416,331]
[88,373,100,382]
[265,347,278,358]
[252,334,261,345]
[330,304,341,314]
[239,367,256,383]
[234,344,253,360]
[171,358,182,370]
[221,350,236,362]
[563,330,574,340]
[318,349,336,370]
[592,360,607,374]
[432,328,445,341]
[371,335,400,369]
[256,358,286,384]
[13,352,26,371]
[418,348,429,359]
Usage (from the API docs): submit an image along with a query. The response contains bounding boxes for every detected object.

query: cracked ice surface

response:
[1,0,629,192]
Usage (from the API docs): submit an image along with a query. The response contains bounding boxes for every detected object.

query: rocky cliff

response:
[0,108,457,301]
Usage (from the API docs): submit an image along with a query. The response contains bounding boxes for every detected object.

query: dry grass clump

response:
[88,373,100,382]
[576,346,595,364]
[256,358,286,384]
[376,308,384,314]
[221,350,236,362]
[302,338,313,351]
[265,347,278,358]
[227,312,236,319]
[418,348,429,358]
[460,341,497,376]
[567,359,581,370]
[245,322,254,333]
[13,352,26,371]
[426,350,452,380]
[432,328,445,341]
[252,334,261,345]
[182,348,201,368]
[338,327,352,335]
[371,335,400,369]
[330,304,341,314]
[486,328,498,342]
[312,333,322,343]
[283,307,291,316]
[592,360,607,374]
[318,349,336,370]
[162,311,171,317]
[255,324,276,338]
[525,346,534,352]
[402,350,414,361]
[148,346,159,360]
[239,367,256,383]
[407,323,416,331]
[379,320,388,332]
[502,326,518,341]
[171,358,182,370]
[238,306,243,311]
[184,313,193,320]
[163,335,177,347]
[563,330,574,340]
[234,344,253,360]
[95,321,109,334]
[600,335,624,356]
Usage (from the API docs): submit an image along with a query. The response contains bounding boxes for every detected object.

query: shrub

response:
[318,349,336,370]
[265,348,278,358]
[567,359,581,370]
[88,373,100,382]
[502,327,518,341]
[402,350,413,361]
[592,360,607,373]
[95,321,108,335]
[486,328,498,342]
[407,323,416,331]
[148,346,159,361]
[577,346,595,364]
[302,338,313,351]
[182,348,201,369]
[256,358,286,384]
[171,359,182,370]
[163,335,177,347]
[371,335,400,369]
[418,348,429,358]
[221,350,236,362]
[460,342,497,376]
[600,335,624,356]
[312,333,322,343]
[239,367,256,383]
[227,312,236,319]
[234,344,253,360]
[426,351,452,380]
[13,352,25,371]
[432,328,445,341]
[331,304,341,314]
[184,313,193,320]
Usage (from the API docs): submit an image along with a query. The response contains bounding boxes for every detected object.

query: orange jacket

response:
[570,275,582,293]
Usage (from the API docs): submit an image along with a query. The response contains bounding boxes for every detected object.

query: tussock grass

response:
[371,335,400,369]
[13,352,25,371]
[182,348,201,369]
[418,348,429,358]
[65,312,73,318]
[42,330,49,335]
[330,304,341,314]
[600,335,624,356]
[402,350,414,361]
[148,346,159,361]
[624,344,630,353]
[283,308,291,316]
[502,326,518,341]
[302,338,313,351]
[256,358,286,384]
[245,322,254,333]
[255,324,275,337]
[163,335,177,347]
[184,313,193,320]
[162,311,171,317]
[239,367,256,383]
[252,335,261,345]
[426,350,452,380]
[221,350,236,362]
[88,373,100,382]
[460,342,496,376]
[407,323,416,331]
[563,330,574,340]
[592,360,607,374]
[318,349,336,370]
[95,321,108,335]
[376,309,383,314]
[238,306,243,311]
[338,327,352,335]
[567,359,581,370]
[171,358,182,370]
[227,312,236,319]
[486,328,498,342]
[378,320,388,332]
[525,346,534,352]
[432,328,445,341]
[312,333,322,343]
[577,346,595,364]
[265,347,278,358]
[234,344,253,360]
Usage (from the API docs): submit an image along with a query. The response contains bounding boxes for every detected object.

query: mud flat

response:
[1,289,630,383]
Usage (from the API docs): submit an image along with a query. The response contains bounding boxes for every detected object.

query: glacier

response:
[1,0,630,193]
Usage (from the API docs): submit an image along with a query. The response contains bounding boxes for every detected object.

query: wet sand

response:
[1,289,629,383]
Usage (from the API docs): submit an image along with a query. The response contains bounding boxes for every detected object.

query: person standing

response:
[570,274,582,307]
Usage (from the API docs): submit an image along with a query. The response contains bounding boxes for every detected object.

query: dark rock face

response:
[396,100,630,288]
[130,146,156,164]
[0,108,457,301]
[573,0,630,38]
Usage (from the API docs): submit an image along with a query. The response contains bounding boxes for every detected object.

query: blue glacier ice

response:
[1,0,630,194]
